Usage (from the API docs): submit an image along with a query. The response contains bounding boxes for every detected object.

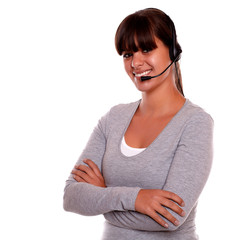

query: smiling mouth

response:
[133,70,152,77]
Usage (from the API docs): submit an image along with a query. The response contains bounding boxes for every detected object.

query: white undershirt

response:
[121,136,146,157]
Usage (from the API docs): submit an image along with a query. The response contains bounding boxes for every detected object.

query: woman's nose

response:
[131,52,144,68]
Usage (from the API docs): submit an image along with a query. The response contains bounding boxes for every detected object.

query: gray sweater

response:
[63,99,214,240]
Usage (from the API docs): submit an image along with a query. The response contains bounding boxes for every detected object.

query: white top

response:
[121,136,146,157]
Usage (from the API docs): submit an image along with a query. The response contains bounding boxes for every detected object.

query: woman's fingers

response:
[154,202,180,226]
[148,209,169,228]
[72,165,95,182]
[159,196,186,217]
[74,164,96,178]
[135,189,186,228]
[72,159,106,187]
[73,174,86,183]
[161,190,185,207]
[83,159,103,179]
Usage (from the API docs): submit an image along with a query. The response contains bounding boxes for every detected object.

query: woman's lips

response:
[133,70,152,77]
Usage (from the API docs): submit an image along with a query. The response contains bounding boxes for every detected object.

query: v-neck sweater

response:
[64,99,214,240]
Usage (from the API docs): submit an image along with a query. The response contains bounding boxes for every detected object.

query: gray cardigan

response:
[63,99,214,240]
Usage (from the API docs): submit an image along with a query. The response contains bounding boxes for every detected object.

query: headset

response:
[141,19,184,96]
[169,20,184,96]
[169,20,182,62]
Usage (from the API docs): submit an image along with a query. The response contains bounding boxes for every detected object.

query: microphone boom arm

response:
[141,60,175,81]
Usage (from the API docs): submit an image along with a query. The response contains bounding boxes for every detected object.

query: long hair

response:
[115,8,184,96]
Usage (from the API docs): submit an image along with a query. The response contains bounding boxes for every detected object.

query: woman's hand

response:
[135,189,185,228]
[72,159,106,188]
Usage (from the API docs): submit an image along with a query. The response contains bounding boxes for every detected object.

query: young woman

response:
[64,8,213,240]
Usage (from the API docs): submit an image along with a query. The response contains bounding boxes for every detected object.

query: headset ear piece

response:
[169,21,182,62]
[169,45,175,61]
[169,42,181,62]
[173,48,182,62]
[169,47,180,62]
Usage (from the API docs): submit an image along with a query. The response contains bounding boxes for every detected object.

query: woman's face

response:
[122,37,173,93]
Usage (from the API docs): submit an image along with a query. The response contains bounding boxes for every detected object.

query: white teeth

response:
[134,70,151,77]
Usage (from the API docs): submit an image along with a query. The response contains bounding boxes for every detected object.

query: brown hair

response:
[115,8,184,96]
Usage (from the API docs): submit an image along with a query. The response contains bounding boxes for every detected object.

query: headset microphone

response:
[139,17,184,95]
[140,60,175,81]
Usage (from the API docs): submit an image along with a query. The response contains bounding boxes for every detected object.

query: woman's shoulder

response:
[109,100,140,114]
[99,100,140,129]
[182,99,214,125]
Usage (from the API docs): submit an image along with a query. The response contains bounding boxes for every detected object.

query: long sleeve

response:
[63,109,140,216]
[104,111,214,231]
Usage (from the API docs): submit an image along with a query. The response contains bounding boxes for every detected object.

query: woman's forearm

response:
[64,182,140,216]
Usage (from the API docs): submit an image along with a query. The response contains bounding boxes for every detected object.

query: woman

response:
[63,8,213,240]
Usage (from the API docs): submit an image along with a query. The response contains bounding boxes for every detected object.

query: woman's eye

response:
[123,53,133,59]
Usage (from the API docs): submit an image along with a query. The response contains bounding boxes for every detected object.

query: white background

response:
[0,0,242,239]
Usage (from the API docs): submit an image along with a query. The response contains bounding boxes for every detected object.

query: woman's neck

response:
[139,86,185,117]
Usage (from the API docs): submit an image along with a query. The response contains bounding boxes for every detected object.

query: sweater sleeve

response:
[104,112,214,231]
[63,109,140,216]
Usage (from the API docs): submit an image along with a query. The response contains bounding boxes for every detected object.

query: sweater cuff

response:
[112,186,141,211]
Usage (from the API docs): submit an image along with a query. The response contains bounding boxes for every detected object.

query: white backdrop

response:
[1,0,242,239]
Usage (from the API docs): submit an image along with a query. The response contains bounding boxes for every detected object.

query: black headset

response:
[141,15,184,97]
[169,20,184,96]
[169,20,182,62]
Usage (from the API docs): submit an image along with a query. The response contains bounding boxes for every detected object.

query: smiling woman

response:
[122,38,176,96]
[63,8,213,240]
[115,8,184,95]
